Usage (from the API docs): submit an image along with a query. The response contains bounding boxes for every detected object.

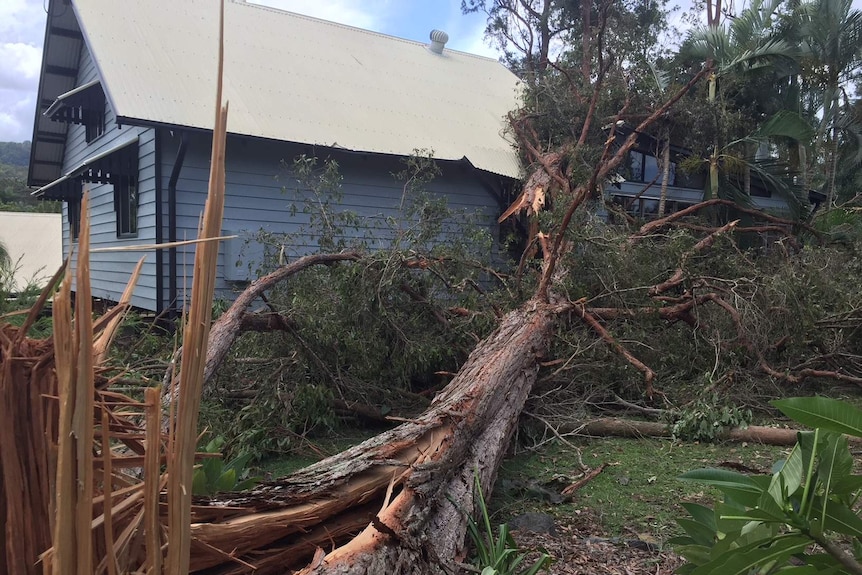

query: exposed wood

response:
[52,264,75,575]
[144,387,162,575]
[179,299,558,573]
[101,409,118,575]
[562,463,608,498]
[93,257,144,364]
[165,4,228,570]
[0,262,69,575]
[73,192,95,575]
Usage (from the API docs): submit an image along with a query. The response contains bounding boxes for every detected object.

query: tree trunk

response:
[657,135,671,217]
[577,417,860,446]
[188,299,559,574]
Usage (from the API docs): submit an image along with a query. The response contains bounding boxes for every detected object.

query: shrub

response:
[673,397,862,574]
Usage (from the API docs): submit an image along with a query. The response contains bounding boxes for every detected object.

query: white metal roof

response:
[71,0,523,179]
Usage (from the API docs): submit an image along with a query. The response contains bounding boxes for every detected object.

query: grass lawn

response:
[258,429,790,544]
[492,437,789,542]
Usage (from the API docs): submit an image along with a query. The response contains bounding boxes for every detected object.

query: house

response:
[0,212,62,292]
[607,124,797,218]
[28,0,522,313]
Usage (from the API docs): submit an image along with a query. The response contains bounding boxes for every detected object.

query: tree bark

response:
[188,299,559,574]
[577,417,860,446]
[657,134,671,217]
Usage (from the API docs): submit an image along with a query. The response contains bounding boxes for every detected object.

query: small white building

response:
[0,212,63,292]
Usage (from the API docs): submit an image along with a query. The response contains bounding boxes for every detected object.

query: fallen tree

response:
[577,418,828,446]
[11,2,858,574]
[187,299,561,573]
[177,15,721,574]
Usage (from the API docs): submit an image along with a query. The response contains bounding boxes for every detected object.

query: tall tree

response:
[680,0,810,213]
[795,0,862,209]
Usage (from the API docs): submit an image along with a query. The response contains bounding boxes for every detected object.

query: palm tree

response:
[794,0,862,209]
[832,98,862,204]
[680,0,811,216]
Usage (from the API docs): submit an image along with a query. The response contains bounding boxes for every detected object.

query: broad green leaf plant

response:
[462,474,551,575]
[674,397,862,574]
[191,436,260,496]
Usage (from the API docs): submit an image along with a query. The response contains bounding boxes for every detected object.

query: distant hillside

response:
[0,141,60,213]
[0,141,30,167]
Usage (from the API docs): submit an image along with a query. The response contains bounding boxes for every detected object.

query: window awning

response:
[44,79,105,125]
[32,137,139,200]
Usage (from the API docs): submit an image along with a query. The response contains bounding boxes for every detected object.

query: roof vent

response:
[428,29,449,54]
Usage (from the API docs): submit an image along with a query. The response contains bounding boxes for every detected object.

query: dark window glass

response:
[115,176,138,237]
[68,196,81,241]
[629,151,644,181]
[643,154,659,183]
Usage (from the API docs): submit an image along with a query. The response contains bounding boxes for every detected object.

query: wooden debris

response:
[562,463,609,498]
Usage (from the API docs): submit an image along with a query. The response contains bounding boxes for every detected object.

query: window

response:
[611,196,695,220]
[68,196,81,241]
[628,150,676,186]
[84,101,106,143]
[114,176,138,237]
[45,81,107,144]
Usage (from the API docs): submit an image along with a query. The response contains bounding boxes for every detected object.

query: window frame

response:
[114,175,138,238]
[84,104,106,143]
[68,195,81,242]
[628,150,676,187]
[82,85,106,144]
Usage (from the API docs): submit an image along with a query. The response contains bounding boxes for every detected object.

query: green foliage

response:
[0,142,60,213]
[530,212,862,413]
[674,397,862,574]
[463,473,551,575]
[230,380,337,461]
[191,435,260,496]
[0,141,30,166]
[205,152,508,460]
[0,239,9,278]
[669,394,753,442]
[0,247,54,337]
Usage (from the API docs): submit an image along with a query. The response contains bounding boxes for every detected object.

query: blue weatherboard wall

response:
[62,45,158,310]
[59,51,507,314]
[158,131,506,312]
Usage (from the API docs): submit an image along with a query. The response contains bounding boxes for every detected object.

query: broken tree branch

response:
[162,251,361,401]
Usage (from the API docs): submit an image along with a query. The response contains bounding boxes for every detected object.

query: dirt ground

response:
[505,511,684,575]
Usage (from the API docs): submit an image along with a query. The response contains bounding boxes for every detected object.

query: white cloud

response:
[0,43,42,91]
[249,0,390,30]
[0,0,46,142]
[0,94,37,143]
[0,0,46,43]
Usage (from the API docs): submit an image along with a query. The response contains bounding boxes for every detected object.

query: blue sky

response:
[2,0,861,143]
[248,0,497,56]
